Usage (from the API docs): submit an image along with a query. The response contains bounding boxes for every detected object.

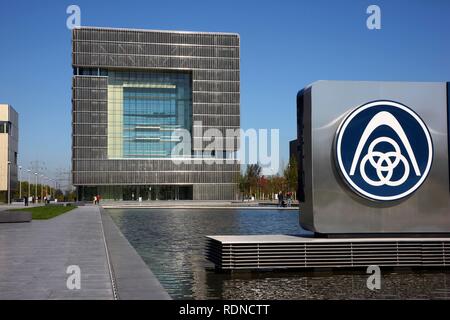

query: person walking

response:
[278,191,283,207]
[93,195,97,205]
[287,192,292,207]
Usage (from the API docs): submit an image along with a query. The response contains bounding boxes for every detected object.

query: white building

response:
[0,104,19,202]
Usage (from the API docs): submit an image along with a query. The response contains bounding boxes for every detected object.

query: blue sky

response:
[0,0,449,178]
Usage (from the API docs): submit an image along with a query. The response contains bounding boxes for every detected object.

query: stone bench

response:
[0,211,32,223]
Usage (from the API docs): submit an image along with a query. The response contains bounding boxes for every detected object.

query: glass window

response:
[107,70,192,158]
[0,121,11,134]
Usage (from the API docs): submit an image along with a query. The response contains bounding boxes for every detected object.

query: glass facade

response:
[78,185,193,201]
[107,71,192,158]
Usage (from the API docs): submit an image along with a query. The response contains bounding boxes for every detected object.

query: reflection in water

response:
[108,209,450,300]
[212,270,450,300]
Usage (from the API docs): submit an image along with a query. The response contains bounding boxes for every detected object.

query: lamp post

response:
[51,179,55,199]
[7,161,11,205]
[43,176,46,199]
[52,179,55,199]
[40,174,44,202]
[18,165,22,199]
[44,176,48,200]
[27,169,31,198]
[34,172,38,203]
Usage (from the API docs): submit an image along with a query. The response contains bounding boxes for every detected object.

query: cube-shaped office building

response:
[72,27,240,200]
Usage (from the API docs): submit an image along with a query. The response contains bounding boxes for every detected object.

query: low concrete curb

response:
[0,211,32,223]
[98,200,299,210]
[102,205,298,210]
[100,208,171,300]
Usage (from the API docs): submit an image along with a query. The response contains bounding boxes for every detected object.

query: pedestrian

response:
[93,195,97,205]
[23,196,28,207]
[278,191,283,207]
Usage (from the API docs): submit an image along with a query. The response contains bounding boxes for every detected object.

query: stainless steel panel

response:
[298,81,450,234]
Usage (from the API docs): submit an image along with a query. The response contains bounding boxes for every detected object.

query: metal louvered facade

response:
[72,27,240,200]
[206,235,450,270]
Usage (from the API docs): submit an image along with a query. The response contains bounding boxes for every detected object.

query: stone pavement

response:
[0,206,114,299]
[0,205,171,300]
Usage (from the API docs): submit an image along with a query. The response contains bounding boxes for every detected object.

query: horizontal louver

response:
[206,236,450,270]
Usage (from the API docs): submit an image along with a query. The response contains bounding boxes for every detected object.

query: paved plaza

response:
[0,205,169,300]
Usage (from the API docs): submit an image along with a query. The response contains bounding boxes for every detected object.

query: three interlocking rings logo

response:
[335,101,433,201]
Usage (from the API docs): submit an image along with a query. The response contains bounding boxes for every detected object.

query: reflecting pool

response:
[108,208,450,299]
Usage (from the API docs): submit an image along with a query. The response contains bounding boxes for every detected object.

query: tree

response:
[284,156,298,193]
[239,164,263,199]
[63,190,76,202]
[246,163,262,196]
[12,181,55,200]
[258,175,269,199]
[239,160,297,200]
[269,175,286,195]
[239,172,249,198]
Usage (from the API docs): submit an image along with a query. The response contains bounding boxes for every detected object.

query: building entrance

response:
[78,185,193,201]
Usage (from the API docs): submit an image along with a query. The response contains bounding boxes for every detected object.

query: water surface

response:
[108,208,450,299]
